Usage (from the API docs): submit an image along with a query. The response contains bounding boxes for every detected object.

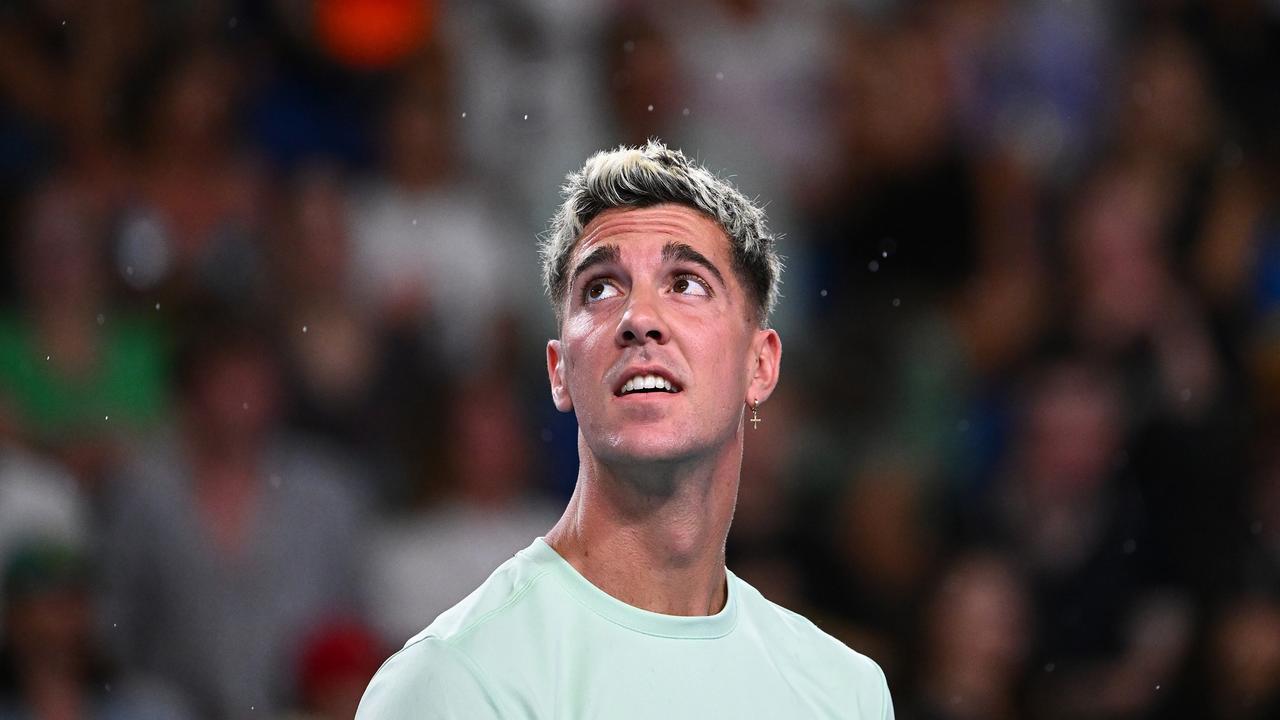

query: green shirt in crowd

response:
[0,313,169,443]
[357,537,894,719]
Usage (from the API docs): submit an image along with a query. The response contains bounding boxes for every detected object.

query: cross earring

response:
[749,400,761,430]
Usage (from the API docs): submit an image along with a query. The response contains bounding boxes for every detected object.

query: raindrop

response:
[647,104,654,112]
[1044,663,1056,673]
[104,415,109,421]
[868,260,880,272]
[302,325,308,333]
[228,16,238,29]
[155,302,161,310]
[45,355,50,361]
[461,111,467,118]
[820,289,828,297]
[682,108,690,116]
[97,313,105,325]
[242,402,249,410]
[412,219,418,225]
[715,72,724,80]
[892,298,900,307]
[104,682,112,692]
[523,114,529,120]
[126,265,134,276]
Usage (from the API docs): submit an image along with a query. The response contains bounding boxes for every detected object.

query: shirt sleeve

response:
[356,636,508,719]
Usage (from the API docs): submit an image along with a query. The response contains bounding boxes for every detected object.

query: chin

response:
[595,426,704,466]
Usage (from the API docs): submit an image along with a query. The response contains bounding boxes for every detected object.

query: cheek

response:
[562,330,612,394]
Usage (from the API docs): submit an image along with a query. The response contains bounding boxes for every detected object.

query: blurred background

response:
[0,0,1278,718]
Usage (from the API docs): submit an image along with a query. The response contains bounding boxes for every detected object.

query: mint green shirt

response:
[357,538,893,719]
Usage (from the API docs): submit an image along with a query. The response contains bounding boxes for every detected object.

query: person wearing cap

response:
[357,141,894,718]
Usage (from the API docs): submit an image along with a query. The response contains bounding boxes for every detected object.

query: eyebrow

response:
[663,241,726,288]
[567,241,728,290]
[569,244,621,288]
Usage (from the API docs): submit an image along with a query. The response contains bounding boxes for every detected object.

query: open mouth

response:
[616,373,681,396]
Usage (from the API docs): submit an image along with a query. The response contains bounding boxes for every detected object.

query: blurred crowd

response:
[0,0,1278,718]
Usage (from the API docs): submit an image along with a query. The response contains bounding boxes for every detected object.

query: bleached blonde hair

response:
[541,140,782,327]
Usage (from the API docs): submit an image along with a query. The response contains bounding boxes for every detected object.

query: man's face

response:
[547,204,780,466]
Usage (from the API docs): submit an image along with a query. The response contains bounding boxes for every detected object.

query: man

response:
[357,141,894,718]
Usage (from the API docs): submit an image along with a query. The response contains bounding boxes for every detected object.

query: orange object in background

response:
[315,0,434,70]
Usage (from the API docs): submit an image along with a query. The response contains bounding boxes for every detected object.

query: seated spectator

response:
[0,434,87,642]
[266,164,442,509]
[914,551,1031,720]
[0,176,170,488]
[363,371,558,646]
[347,49,536,371]
[0,541,193,719]
[96,315,367,718]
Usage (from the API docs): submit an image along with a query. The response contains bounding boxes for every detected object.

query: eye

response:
[584,279,621,303]
[671,274,711,297]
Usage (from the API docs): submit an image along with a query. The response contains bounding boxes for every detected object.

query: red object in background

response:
[315,0,434,70]
[298,618,386,707]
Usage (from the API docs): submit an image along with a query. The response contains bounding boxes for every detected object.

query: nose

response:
[616,289,669,346]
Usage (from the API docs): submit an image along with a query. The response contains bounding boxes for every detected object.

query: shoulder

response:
[733,575,893,713]
[358,551,554,718]
[356,635,507,719]
[412,548,553,643]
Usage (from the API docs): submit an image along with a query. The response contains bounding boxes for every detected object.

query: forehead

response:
[572,204,731,263]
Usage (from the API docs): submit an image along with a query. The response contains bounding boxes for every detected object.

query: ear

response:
[547,339,574,413]
[746,328,782,405]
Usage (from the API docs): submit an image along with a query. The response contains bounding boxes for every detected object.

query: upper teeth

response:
[621,374,676,394]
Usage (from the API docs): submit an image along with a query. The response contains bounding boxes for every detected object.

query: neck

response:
[545,432,743,616]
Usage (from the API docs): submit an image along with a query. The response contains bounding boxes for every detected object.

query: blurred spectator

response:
[347,47,536,371]
[0,541,193,720]
[97,317,367,717]
[1060,158,1250,599]
[0,175,169,488]
[445,1,612,232]
[0,0,150,175]
[658,0,836,228]
[0,439,86,643]
[805,453,939,686]
[933,0,1116,181]
[267,164,441,509]
[364,371,557,646]
[600,10,684,148]
[986,358,1193,720]
[115,43,266,312]
[811,15,979,305]
[914,551,1031,720]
